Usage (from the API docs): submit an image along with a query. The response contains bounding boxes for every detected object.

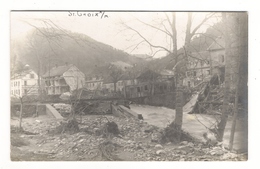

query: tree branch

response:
[134,17,173,38]
[122,23,173,54]
[191,13,216,37]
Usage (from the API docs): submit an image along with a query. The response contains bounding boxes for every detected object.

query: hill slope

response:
[12,28,146,75]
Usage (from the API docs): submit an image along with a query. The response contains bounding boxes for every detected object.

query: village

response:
[10,12,248,161]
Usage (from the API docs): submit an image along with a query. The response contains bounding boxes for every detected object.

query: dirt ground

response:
[10,115,247,161]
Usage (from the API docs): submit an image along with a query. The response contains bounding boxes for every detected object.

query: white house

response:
[11,69,39,97]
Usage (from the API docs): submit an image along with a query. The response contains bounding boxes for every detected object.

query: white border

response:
[1,0,259,169]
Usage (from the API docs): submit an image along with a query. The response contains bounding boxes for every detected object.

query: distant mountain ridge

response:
[12,28,147,76]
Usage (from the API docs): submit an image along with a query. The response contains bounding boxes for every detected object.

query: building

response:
[11,68,39,97]
[42,63,85,95]
[85,75,104,90]
[102,74,137,93]
[207,36,226,77]
[183,51,211,87]
[123,69,175,98]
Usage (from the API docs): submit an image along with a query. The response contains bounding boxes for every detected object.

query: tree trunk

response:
[113,82,117,92]
[229,13,248,150]
[185,13,192,52]
[216,13,233,142]
[174,88,183,128]
[19,98,23,130]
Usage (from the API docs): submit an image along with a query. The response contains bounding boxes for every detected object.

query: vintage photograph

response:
[10,11,248,161]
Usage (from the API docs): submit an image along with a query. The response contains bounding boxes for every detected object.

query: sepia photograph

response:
[10,11,248,161]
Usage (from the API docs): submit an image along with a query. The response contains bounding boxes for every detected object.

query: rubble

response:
[10,115,247,161]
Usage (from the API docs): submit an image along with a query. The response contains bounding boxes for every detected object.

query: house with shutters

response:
[10,67,39,97]
[42,63,85,95]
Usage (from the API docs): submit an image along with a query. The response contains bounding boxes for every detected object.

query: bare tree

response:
[121,12,215,130]
[11,82,38,130]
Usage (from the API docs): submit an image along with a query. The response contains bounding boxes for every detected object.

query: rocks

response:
[222,153,238,160]
[11,115,247,161]
[180,141,188,145]
[187,142,194,147]
[156,150,166,155]
[154,144,163,149]
[144,126,155,133]
[209,147,225,156]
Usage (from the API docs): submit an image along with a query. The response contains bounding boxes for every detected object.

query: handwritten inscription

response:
[68,11,109,19]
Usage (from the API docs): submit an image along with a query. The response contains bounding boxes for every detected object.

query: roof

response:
[207,36,225,51]
[137,69,160,80]
[159,69,175,76]
[42,64,73,78]
[102,74,129,84]
[189,51,210,61]
[11,69,36,79]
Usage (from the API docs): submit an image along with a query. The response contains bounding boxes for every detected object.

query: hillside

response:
[12,28,146,76]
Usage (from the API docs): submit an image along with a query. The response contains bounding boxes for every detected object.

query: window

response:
[24,89,27,94]
[164,85,167,90]
[18,81,20,86]
[45,80,50,86]
[193,71,197,76]
[30,74,34,79]
[24,81,27,86]
[137,87,141,92]
[144,85,148,91]
[206,70,211,75]
[188,81,191,88]
[186,71,191,77]
[221,55,225,63]
[219,54,225,63]
[18,90,20,95]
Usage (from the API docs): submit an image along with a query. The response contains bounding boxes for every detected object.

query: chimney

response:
[55,64,58,68]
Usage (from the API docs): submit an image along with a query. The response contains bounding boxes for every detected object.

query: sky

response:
[11,11,220,58]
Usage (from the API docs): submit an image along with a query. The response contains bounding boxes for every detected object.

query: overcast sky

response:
[11,11,220,58]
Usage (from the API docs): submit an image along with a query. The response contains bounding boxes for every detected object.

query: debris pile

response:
[10,115,247,161]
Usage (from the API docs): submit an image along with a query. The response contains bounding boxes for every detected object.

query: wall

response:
[11,104,46,117]
[63,66,85,91]
[210,49,226,68]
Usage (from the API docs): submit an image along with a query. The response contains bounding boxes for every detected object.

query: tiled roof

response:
[42,64,73,77]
